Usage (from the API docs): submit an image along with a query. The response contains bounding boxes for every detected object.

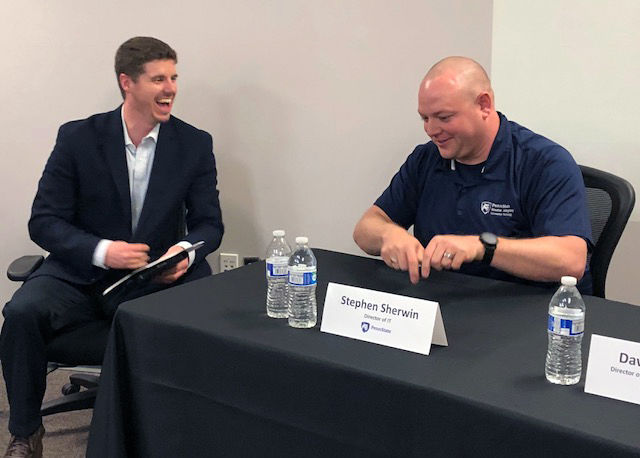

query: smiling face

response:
[417,57,498,165]
[120,59,177,127]
[418,75,489,164]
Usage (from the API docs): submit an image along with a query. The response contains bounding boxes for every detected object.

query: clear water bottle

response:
[545,276,586,385]
[265,230,292,318]
[287,236,317,328]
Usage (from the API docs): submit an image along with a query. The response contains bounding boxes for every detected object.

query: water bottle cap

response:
[272,230,285,237]
[560,276,577,286]
[295,236,308,244]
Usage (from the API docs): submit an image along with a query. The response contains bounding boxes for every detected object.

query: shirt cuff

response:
[92,239,113,269]
[176,241,195,268]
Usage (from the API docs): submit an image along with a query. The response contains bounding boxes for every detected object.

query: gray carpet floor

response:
[0,367,91,457]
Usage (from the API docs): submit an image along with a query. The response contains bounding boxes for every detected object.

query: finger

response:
[406,249,420,284]
[380,248,396,269]
[129,243,151,253]
[154,274,171,284]
[128,256,149,268]
[128,259,148,269]
[384,254,397,269]
[177,259,189,271]
[430,243,447,271]
[163,266,179,276]
[421,244,433,278]
[160,268,185,284]
[451,252,464,270]
[130,252,150,262]
[397,251,409,272]
[416,245,426,279]
[441,251,455,270]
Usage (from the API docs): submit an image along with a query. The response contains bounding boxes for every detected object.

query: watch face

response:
[481,232,497,245]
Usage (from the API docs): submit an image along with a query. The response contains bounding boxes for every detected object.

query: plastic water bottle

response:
[265,230,292,318]
[545,276,586,385]
[287,237,317,328]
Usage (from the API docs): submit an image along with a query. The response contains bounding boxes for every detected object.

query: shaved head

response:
[422,56,493,104]
[417,56,499,164]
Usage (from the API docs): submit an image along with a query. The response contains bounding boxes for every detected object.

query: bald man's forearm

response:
[353,206,388,255]
[490,236,587,282]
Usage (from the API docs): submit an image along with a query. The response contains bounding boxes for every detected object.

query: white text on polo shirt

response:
[481,201,514,217]
[341,295,419,320]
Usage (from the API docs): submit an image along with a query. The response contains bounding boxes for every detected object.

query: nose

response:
[163,79,176,94]
[424,119,440,138]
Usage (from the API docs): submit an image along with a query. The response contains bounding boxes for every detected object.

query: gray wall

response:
[3,1,636,315]
[493,0,640,303]
[0,1,493,313]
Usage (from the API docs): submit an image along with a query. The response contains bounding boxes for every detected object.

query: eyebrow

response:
[418,110,453,118]
[149,73,179,79]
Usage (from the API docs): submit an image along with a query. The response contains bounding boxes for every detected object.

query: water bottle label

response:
[288,266,317,286]
[548,314,584,336]
[266,257,289,277]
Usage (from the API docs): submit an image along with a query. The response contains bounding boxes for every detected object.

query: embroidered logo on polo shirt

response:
[481,201,514,217]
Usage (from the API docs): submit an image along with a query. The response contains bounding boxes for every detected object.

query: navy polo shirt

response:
[375,112,593,291]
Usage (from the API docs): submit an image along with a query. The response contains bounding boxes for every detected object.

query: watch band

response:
[480,233,497,265]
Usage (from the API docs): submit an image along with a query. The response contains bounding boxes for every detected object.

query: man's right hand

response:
[354,205,426,285]
[380,225,425,285]
[104,241,150,269]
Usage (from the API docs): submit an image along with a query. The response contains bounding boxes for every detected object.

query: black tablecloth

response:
[87,249,640,457]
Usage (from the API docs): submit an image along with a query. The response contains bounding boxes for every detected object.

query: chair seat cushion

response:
[46,320,111,365]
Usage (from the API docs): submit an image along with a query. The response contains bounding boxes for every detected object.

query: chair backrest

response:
[580,165,635,298]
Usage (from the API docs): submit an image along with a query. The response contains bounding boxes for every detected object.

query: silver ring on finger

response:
[443,252,454,260]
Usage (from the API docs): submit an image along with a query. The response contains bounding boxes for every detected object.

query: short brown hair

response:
[114,37,177,98]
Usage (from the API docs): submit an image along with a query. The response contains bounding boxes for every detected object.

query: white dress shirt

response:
[92,110,193,270]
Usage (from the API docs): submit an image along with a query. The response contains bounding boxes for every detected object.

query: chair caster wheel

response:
[62,383,80,395]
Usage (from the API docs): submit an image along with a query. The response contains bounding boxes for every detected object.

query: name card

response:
[584,334,640,405]
[320,282,447,355]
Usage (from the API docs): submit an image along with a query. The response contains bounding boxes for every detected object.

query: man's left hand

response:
[421,235,484,278]
[154,245,189,284]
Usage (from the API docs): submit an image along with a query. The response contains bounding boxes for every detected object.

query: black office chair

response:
[5,207,187,416]
[6,255,110,416]
[580,165,635,298]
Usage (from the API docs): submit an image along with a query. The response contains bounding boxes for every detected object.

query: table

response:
[87,249,640,457]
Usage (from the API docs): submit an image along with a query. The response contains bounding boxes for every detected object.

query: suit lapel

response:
[100,106,132,233]
[134,118,179,235]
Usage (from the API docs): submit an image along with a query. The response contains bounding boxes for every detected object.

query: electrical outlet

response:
[219,253,239,271]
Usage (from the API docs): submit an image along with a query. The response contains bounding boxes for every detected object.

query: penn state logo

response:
[361,322,370,333]
[481,201,493,215]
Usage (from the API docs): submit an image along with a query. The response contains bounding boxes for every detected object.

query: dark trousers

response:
[0,262,210,437]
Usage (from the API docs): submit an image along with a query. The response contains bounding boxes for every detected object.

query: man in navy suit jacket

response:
[1,37,224,456]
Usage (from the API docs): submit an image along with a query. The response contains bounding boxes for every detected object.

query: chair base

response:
[41,372,100,416]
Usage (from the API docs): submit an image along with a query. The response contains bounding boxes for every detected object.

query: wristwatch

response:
[479,232,498,265]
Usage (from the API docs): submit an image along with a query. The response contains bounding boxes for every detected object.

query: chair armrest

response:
[7,255,44,281]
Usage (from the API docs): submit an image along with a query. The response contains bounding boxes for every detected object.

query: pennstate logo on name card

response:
[320,282,447,355]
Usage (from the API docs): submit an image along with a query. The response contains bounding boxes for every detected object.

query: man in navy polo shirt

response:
[353,56,592,292]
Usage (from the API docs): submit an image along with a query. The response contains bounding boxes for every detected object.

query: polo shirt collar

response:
[434,111,511,181]
[480,111,511,181]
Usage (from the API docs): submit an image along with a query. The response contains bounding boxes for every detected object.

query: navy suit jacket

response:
[28,106,224,285]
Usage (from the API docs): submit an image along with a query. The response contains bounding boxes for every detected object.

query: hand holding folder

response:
[103,241,205,297]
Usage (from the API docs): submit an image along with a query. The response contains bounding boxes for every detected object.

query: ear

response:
[118,73,132,95]
[476,92,492,119]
